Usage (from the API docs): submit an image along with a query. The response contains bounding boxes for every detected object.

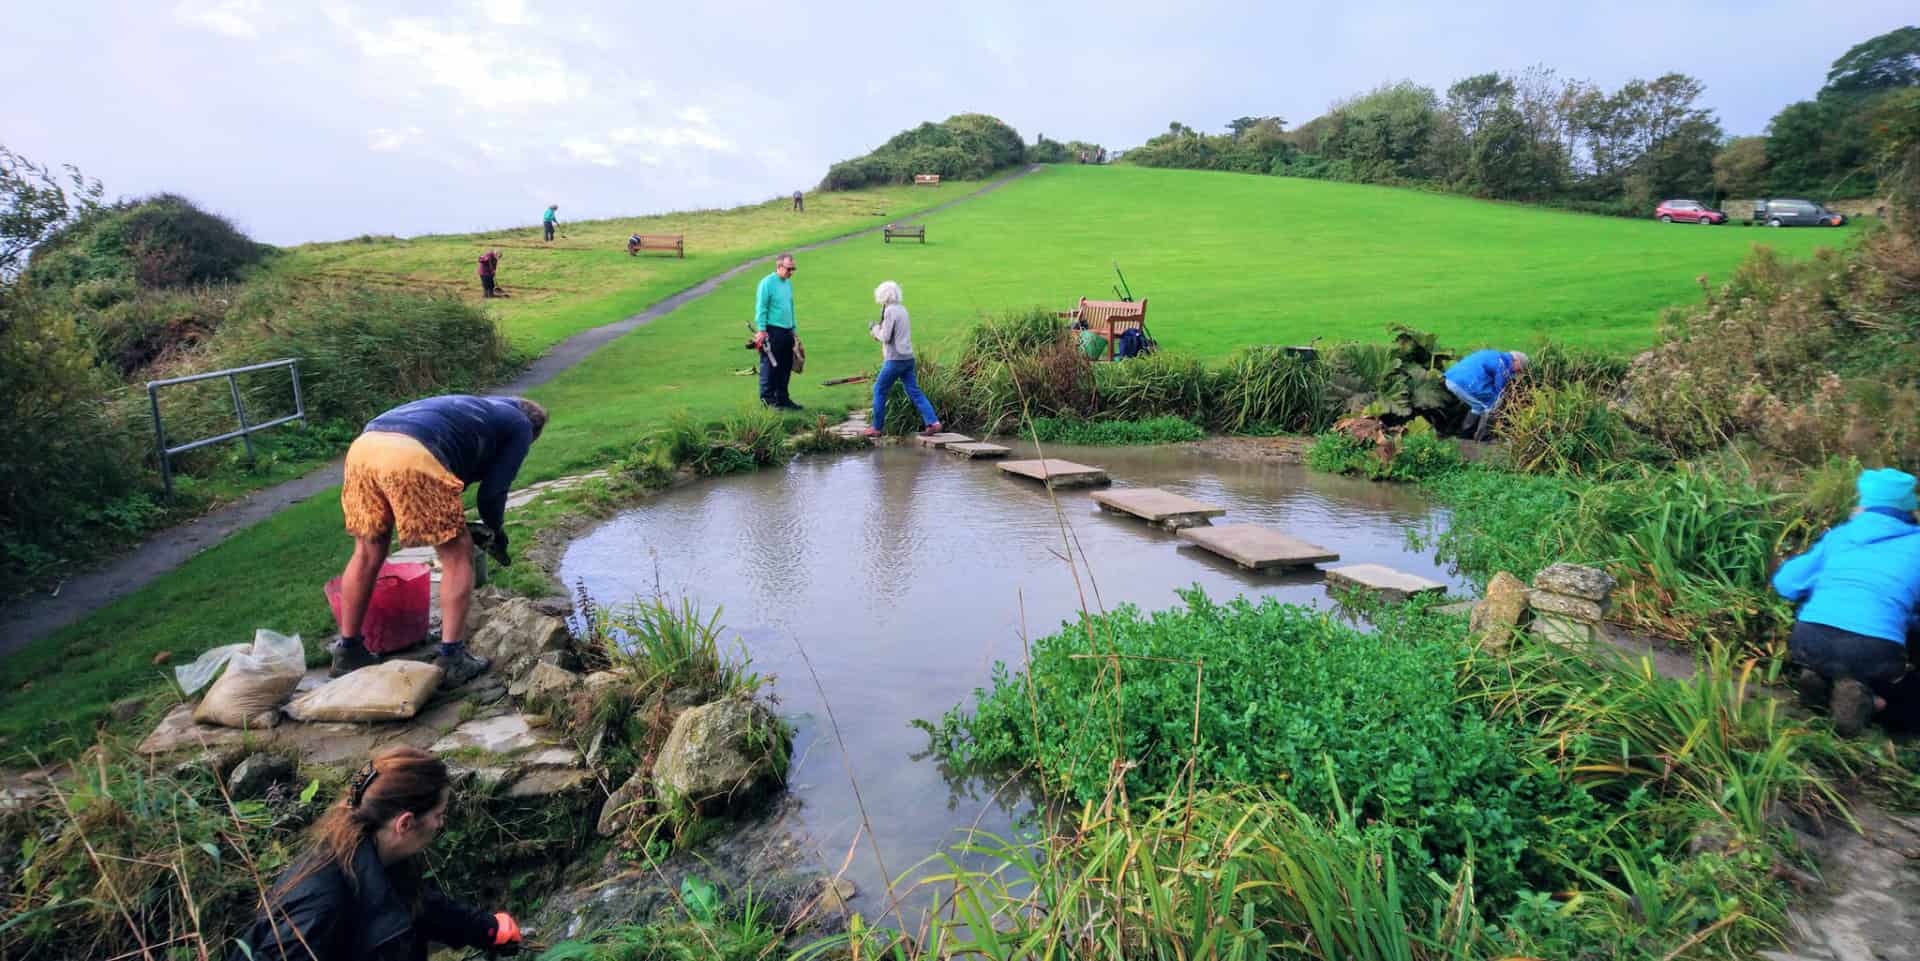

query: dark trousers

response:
[758,326,795,406]
[481,274,496,297]
[544,222,555,241]
[1789,620,1908,697]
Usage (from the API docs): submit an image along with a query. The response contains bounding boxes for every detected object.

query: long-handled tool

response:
[821,372,871,386]
[743,321,776,367]
[1112,260,1135,302]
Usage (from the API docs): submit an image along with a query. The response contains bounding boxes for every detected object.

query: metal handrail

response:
[147,358,306,493]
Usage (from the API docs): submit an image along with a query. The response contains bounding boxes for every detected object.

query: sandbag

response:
[192,630,306,729]
[286,661,440,723]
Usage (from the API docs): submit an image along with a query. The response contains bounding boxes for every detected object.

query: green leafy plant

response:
[1026,415,1203,446]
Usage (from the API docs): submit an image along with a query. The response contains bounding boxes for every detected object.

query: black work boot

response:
[434,644,492,690]
[329,637,379,678]
[1829,679,1874,737]
[1792,668,1831,712]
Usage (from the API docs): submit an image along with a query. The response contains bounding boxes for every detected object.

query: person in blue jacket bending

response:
[1442,349,1528,441]
[1772,468,1920,735]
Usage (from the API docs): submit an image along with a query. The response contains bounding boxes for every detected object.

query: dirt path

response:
[0,167,1042,657]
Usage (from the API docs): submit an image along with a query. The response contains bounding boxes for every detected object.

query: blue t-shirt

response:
[364,395,533,532]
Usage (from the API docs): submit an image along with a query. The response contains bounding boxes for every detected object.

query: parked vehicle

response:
[1654,199,1726,224]
[1752,198,1847,227]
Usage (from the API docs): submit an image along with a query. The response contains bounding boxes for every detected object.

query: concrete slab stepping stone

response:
[1177,525,1338,571]
[1324,563,1446,601]
[998,459,1111,488]
[913,432,974,449]
[945,441,1009,459]
[1092,487,1226,530]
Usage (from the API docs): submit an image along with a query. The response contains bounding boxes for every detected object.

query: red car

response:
[1655,199,1727,224]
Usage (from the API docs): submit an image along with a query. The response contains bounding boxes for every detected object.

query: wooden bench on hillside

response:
[883,223,926,244]
[626,233,685,258]
[913,174,941,186]
[1057,297,1148,361]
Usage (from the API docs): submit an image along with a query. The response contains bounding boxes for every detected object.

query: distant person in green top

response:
[542,205,558,242]
[752,252,802,410]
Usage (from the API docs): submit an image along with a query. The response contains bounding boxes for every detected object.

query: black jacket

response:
[230,839,495,961]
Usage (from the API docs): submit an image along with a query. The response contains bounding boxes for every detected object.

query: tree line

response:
[1121,26,1918,212]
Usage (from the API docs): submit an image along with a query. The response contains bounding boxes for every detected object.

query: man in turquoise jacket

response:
[1772,468,1920,735]
[752,252,801,410]
[1443,349,1528,441]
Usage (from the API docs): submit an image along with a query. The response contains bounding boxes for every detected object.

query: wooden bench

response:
[626,233,685,258]
[1056,297,1148,361]
[913,174,941,186]
[883,223,926,244]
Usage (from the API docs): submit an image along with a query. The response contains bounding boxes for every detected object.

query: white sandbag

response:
[193,630,306,728]
[174,643,250,696]
[286,661,440,723]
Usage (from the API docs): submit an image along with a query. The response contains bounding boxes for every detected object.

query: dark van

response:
[1752,198,1846,227]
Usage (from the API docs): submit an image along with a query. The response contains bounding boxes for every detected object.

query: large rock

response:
[1531,612,1604,648]
[1529,589,1606,623]
[1469,571,1530,649]
[228,752,295,799]
[598,771,649,836]
[1531,563,1616,602]
[467,598,573,678]
[510,662,583,704]
[652,697,788,814]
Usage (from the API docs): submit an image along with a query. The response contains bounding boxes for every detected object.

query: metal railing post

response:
[149,383,173,495]
[289,359,306,425]
[228,372,255,461]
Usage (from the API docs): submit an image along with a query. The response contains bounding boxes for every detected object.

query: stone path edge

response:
[0,165,1045,656]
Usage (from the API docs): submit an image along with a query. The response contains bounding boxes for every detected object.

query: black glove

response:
[469,522,512,567]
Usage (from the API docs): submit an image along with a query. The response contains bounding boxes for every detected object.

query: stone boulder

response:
[652,697,788,814]
[1531,563,1616,602]
[510,662,583,705]
[1469,571,1530,651]
[467,598,573,679]
[598,771,649,836]
[228,752,295,799]
[1529,589,1606,623]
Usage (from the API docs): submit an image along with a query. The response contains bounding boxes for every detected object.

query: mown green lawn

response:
[0,164,1857,758]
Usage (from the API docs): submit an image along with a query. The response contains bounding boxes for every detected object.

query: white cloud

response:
[678,106,713,126]
[349,17,590,110]
[609,125,736,153]
[479,0,532,26]
[173,0,265,39]
[561,138,618,166]
[367,127,426,152]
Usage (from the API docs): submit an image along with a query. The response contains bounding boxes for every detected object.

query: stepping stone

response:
[1324,563,1446,602]
[913,432,973,449]
[1092,487,1226,530]
[1177,525,1338,572]
[946,441,1009,459]
[998,459,1111,488]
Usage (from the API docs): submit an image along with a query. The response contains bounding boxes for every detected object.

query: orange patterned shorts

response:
[341,432,467,547]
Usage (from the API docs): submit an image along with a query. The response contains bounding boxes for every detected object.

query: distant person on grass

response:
[863,280,942,437]
[792,190,804,212]
[231,746,524,961]
[1442,348,1528,441]
[330,394,546,689]
[627,232,644,255]
[477,249,501,298]
[1772,467,1920,736]
[543,204,559,241]
[753,252,803,410]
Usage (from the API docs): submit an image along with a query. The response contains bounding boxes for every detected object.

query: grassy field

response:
[268,183,968,353]
[0,164,1859,758]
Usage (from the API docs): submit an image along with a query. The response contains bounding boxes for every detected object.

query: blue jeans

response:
[873,358,938,428]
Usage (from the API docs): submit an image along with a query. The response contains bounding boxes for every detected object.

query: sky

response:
[5,1,1911,246]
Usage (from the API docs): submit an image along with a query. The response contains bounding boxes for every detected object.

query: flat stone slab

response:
[945,441,1009,459]
[1177,525,1338,571]
[1324,563,1446,601]
[998,459,1110,488]
[913,432,973,449]
[1092,488,1226,530]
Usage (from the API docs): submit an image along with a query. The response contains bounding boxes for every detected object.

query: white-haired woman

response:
[864,281,942,437]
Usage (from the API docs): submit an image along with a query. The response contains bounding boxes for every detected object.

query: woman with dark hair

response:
[231,747,523,960]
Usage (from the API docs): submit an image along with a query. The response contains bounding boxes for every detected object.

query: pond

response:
[559,440,1466,913]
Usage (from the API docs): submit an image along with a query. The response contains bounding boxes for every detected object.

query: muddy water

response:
[559,441,1462,912]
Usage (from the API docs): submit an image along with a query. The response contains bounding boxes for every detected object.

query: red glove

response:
[492,912,522,948]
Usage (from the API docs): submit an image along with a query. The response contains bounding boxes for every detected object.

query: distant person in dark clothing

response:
[792,190,804,212]
[542,204,559,241]
[753,252,802,410]
[229,747,524,961]
[331,394,547,689]
[477,250,500,298]
[1773,467,1920,736]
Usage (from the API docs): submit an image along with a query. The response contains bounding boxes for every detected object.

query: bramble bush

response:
[922,590,1605,908]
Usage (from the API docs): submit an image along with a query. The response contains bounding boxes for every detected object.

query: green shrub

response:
[820,114,1025,190]
[1207,345,1331,433]
[1091,351,1211,421]
[1495,381,1652,477]
[1307,417,1462,481]
[924,590,1603,908]
[1026,415,1203,446]
[26,193,268,291]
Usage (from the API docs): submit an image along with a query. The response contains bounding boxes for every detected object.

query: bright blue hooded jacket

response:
[1772,510,1920,645]
[1442,350,1515,410]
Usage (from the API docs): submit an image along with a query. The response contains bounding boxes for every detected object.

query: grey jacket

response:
[869,304,914,362]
